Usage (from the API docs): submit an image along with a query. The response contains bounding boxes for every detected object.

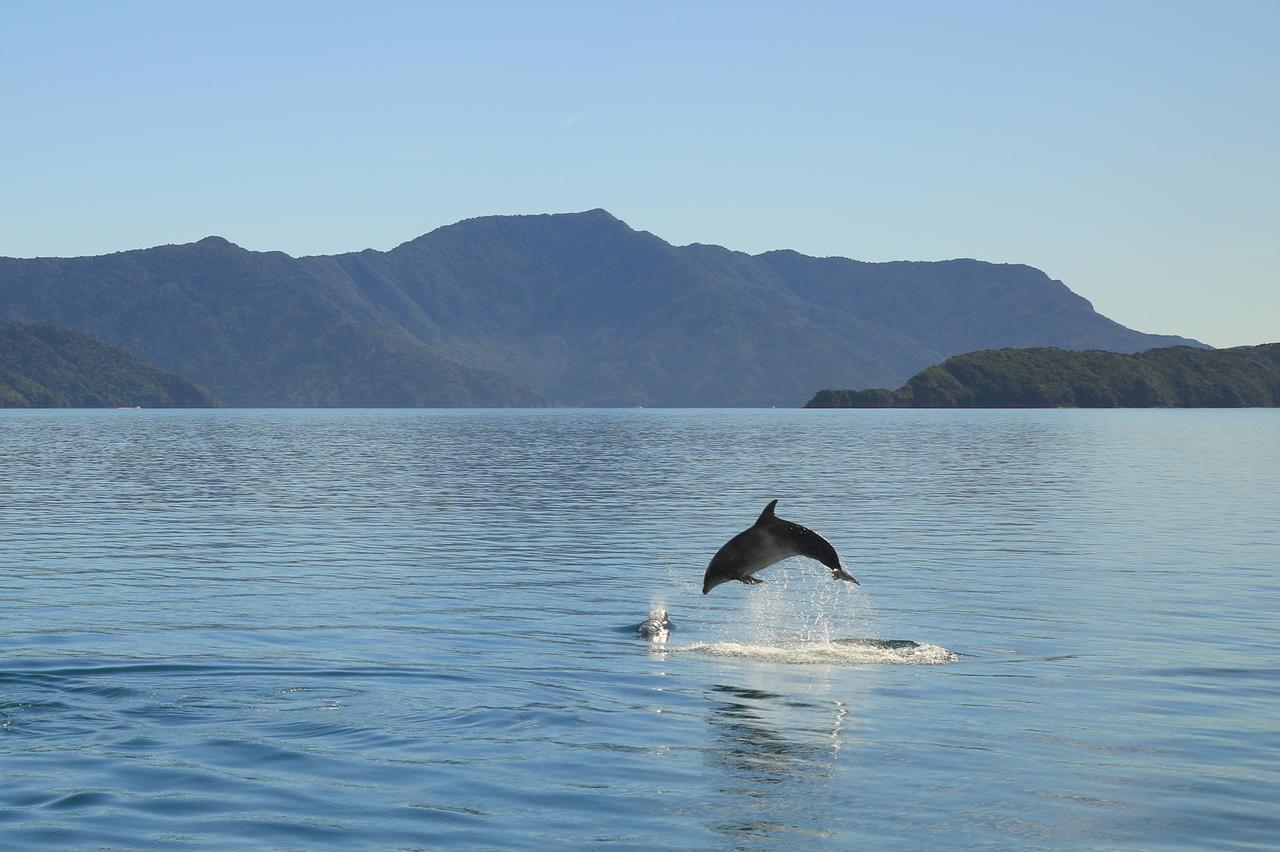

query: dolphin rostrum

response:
[702,500,858,594]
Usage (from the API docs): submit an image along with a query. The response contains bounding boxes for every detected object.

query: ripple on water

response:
[1,408,1276,850]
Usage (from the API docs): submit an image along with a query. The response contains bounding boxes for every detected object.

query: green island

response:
[0,322,220,408]
[806,344,1280,408]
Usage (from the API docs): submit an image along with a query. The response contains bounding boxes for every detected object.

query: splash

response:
[674,638,957,665]
[660,557,956,665]
[710,556,878,645]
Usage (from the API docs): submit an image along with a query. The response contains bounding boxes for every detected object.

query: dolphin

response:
[702,500,858,594]
[637,608,673,639]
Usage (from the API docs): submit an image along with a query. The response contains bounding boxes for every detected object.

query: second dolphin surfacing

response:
[702,499,859,594]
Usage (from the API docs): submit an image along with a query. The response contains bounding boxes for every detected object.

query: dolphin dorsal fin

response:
[754,499,779,526]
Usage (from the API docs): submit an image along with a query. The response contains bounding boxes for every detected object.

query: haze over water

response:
[2,408,1277,848]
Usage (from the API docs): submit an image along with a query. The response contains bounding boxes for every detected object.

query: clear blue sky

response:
[4,1,1276,347]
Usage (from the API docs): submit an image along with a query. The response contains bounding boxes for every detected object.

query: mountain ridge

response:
[0,210,1204,407]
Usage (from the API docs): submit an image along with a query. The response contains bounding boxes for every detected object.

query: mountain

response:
[0,210,1203,407]
[0,322,219,408]
[805,344,1280,408]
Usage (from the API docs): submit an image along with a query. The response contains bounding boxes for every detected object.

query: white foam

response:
[672,638,957,666]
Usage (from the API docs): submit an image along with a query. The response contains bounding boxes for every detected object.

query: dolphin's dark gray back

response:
[753,500,841,573]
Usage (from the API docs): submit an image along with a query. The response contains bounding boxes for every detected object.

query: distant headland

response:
[806,344,1280,408]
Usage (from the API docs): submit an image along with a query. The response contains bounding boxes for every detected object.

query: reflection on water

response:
[705,682,848,844]
[1,408,1278,848]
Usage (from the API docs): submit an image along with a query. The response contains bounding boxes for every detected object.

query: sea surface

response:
[1,408,1277,849]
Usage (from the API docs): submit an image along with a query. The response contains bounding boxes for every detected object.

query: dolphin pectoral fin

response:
[743,576,764,585]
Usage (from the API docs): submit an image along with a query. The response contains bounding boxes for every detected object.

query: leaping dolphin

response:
[702,499,858,594]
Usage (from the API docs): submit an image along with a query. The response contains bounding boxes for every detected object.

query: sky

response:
[3,0,1276,348]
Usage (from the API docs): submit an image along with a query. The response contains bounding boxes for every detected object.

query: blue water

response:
[1,408,1277,849]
